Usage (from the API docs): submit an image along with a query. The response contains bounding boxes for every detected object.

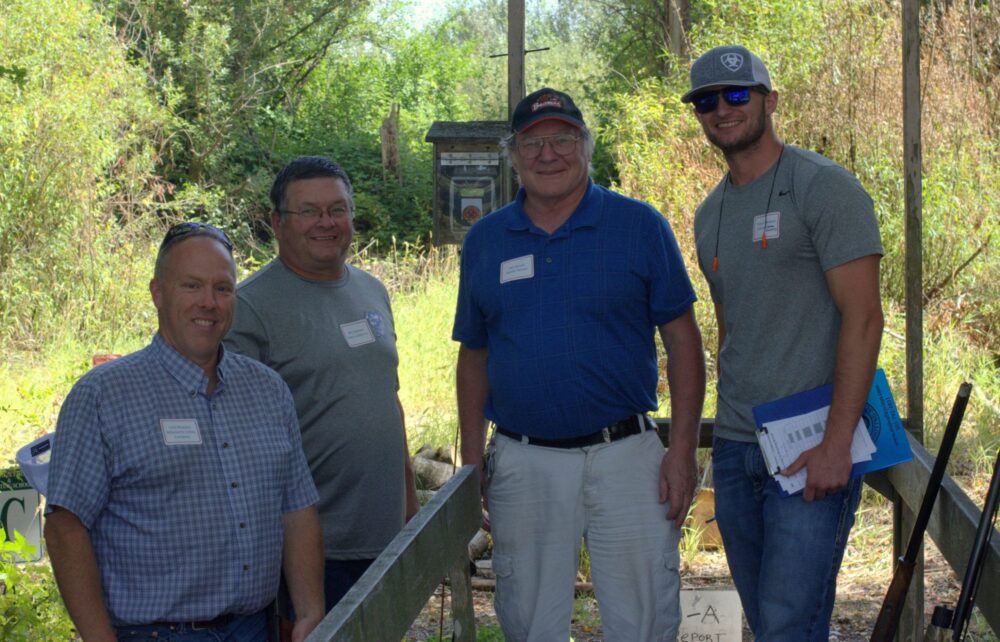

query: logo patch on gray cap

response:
[721,53,744,72]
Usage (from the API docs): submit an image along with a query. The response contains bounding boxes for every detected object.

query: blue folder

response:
[752,368,913,482]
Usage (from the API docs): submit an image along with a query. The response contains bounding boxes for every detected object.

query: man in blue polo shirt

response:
[454,88,706,641]
[44,222,324,641]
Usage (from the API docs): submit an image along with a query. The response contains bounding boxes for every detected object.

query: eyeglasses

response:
[282,205,353,220]
[515,133,582,159]
[160,222,233,252]
[691,87,757,114]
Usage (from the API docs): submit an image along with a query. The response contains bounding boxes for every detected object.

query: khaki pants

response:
[487,429,682,642]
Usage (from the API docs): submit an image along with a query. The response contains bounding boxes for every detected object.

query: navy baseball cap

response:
[510,88,586,133]
[681,45,773,103]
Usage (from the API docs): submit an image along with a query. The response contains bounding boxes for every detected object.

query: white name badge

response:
[160,418,203,445]
[500,255,534,283]
[340,319,376,347]
[752,211,780,242]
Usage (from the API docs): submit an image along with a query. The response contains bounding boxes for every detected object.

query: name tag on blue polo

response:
[500,255,534,283]
[160,418,203,445]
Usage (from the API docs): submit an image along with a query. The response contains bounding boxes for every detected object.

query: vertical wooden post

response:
[900,0,924,640]
[448,553,476,642]
[507,0,525,120]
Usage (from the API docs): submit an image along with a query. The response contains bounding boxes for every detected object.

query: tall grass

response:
[361,244,463,450]
[606,0,1000,359]
[3,245,997,477]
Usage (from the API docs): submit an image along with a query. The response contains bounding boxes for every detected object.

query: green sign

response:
[0,466,42,562]
[0,468,30,492]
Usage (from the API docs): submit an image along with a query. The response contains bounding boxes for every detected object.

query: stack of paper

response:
[752,369,912,496]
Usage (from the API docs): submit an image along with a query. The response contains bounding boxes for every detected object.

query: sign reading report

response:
[679,589,743,641]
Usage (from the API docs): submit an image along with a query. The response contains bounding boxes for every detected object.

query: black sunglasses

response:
[160,222,233,253]
[692,87,758,114]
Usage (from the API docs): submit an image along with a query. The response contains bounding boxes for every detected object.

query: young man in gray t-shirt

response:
[684,45,884,641]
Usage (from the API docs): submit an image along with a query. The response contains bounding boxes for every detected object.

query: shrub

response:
[0,529,75,639]
[0,0,165,349]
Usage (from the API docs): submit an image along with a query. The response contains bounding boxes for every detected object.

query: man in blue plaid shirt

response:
[44,222,324,641]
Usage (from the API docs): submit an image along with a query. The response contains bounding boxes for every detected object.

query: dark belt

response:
[147,614,235,631]
[496,414,654,449]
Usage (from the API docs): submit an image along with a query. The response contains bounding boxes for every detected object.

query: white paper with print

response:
[499,255,534,283]
[758,406,875,495]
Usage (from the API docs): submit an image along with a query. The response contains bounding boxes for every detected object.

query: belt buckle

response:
[191,618,219,631]
[601,427,611,443]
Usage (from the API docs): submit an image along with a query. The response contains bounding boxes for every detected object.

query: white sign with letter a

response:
[679,589,743,641]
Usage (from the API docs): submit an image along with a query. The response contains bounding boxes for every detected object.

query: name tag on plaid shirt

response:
[160,418,203,445]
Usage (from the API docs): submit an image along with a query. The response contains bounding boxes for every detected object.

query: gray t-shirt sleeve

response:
[799,164,884,270]
[225,294,269,362]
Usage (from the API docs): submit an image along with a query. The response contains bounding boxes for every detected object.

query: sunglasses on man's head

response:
[160,222,233,252]
[691,87,757,114]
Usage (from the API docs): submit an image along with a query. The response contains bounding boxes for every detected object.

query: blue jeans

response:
[712,437,862,641]
[115,610,267,641]
[284,558,374,621]
[323,558,374,611]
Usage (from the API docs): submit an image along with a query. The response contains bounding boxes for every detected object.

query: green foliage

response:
[384,247,462,449]
[1,0,998,635]
[420,623,506,641]
[605,0,1000,355]
[98,0,373,187]
[0,530,75,640]
[0,0,165,349]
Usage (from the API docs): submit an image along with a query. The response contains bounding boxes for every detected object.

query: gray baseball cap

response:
[681,45,772,103]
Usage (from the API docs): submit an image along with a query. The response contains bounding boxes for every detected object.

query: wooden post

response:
[379,103,401,186]
[900,0,924,639]
[507,0,525,120]
[448,552,476,642]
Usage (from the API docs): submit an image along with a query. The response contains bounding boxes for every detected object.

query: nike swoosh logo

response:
[778,189,791,196]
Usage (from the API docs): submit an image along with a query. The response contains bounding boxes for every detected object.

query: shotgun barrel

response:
[951,448,1000,641]
[870,382,972,642]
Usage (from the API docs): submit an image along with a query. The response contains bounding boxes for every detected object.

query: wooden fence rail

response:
[305,423,996,641]
[306,465,481,641]
[868,433,999,635]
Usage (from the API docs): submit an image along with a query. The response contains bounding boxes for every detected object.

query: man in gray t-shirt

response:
[224,156,419,626]
[684,46,884,641]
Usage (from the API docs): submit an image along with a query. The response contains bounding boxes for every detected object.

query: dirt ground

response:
[405,502,995,641]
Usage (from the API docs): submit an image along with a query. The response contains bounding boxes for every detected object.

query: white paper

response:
[759,406,875,495]
[499,255,534,283]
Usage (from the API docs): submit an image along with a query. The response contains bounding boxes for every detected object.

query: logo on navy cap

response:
[532,93,563,112]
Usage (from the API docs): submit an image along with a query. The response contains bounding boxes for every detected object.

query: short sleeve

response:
[45,382,112,528]
[452,232,488,348]
[277,379,319,513]
[224,293,269,361]
[645,212,697,326]
[802,166,883,271]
